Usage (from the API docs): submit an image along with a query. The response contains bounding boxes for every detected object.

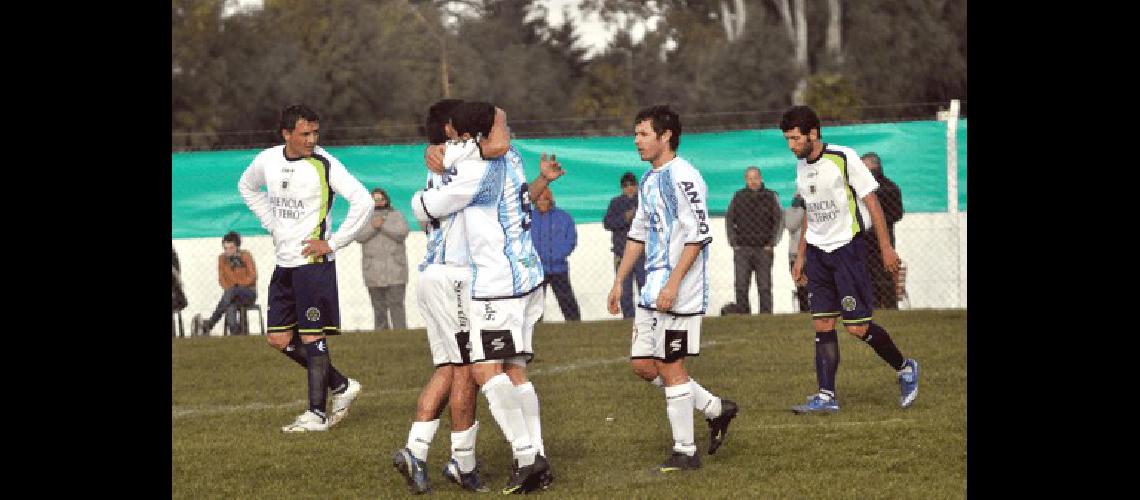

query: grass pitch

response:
[172,310,966,498]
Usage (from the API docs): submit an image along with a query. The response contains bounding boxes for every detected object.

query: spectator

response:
[784,194,810,312]
[192,231,257,335]
[602,171,646,318]
[861,152,904,309]
[354,187,410,330]
[725,166,783,314]
[531,187,581,321]
[172,244,187,313]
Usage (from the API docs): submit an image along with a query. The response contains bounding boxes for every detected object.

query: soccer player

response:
[411,101,563,494]
[237,104,370,432]
[607,105,739,472]
[391,99,491,494]
[779,105,919,414]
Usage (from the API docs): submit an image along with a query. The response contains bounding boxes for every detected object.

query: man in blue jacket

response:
[603,172,646,318]
[531,188,581,321]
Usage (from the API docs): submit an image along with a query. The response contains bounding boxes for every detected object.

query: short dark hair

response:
[861,152,882,169]
[280,104,319,132]
[780,105,821,138]
[222,230,241,247]
[451,101,496,139]
[634,105,681,151]
[425,99,464,145]
[620,171,637,186]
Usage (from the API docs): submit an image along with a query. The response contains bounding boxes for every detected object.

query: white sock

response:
[482,373,535,466]
[689,378,723,419]
[516,382,544,456]
[450,420,479,473]
[406,419,440,462]
[664,384,697,456]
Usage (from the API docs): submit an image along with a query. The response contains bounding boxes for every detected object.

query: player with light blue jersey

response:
[608,105,738,473]
[411,102,563,494]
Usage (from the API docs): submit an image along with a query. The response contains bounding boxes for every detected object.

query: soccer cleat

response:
[442,458,489,492]
[899,359,920,408]
[280,410,329,432]
[657,451,701,472]
[393,448,431,494]
[791,393,840,414]
[327,378,361,428]
[536,455,554,490]
[706,399,739,455]
[502,454,549,494]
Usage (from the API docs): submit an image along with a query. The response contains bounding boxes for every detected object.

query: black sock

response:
[862,322,906,371]
[303,339,330,418]
[814,330,840,397]
[283,335,348,392]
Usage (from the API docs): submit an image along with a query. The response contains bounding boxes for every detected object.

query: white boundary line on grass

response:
[743,418,915,430]
[172,338,749,419]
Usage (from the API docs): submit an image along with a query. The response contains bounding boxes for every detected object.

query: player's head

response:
[780,105,821,160]
[425,99,464,145]
[861,152,882,173]
[534,188,554,213]
[745,166,762,190]
[634,105,681,165]
[450,101,496,140]
[222,230,241,255]
[280,104,320,157]
[620,171,638,197]
[371,187,390,208]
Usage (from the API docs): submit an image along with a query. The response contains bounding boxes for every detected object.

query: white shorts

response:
[469,287,545,364]
[630,307,702,362]
[416,264,473,366]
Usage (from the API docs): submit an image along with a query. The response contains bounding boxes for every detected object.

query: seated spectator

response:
[192,231,257,335]
[531,188,580,321]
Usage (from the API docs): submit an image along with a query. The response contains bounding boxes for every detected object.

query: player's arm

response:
[607,238,645,315]
[237,158,278,236]
[791,207,808,284]
[528,152,564,200]
[423,107,510,173]
[657,171,713,310]
[307,158,372,258]
[412,145,489,220]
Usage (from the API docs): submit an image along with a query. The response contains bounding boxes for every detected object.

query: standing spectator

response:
[602,172,646,318]
[784,194,810,312]
[531,188,581,321]
[354,187,410,330]
[192,231,258,335]
[861,152,904,309]
[725,166,783,314]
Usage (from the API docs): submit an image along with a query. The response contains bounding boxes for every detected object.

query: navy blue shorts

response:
[804,235,874,325]
[266,261,341,336]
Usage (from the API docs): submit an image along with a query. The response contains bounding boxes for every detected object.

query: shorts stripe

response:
[268,324,297,332]
[812,312,841,318]
[841,317,873,325]
[299,326,339,333]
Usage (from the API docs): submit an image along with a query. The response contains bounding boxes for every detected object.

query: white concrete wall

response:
[173,213,966,335]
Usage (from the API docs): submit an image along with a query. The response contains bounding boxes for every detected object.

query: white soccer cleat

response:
[281,410,329,433]
[327,378,362,428]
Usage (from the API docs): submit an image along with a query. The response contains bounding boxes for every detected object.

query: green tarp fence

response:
[172,119,966,239]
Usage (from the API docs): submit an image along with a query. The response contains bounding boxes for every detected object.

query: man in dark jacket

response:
[531,188,581,321]
[725,166,782,314]
[602,172,646,318]
[861,152,904,309]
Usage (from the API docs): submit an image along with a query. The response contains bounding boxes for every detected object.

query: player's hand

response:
[539,152,564,181]
[425,144,445,173]
[301,239,333,257]
[656,285,678,312]
[607,283,622,315]
[881,245,901,274]
[791,255,805,284]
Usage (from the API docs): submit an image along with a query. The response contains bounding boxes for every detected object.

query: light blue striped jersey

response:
[417,170,470,271]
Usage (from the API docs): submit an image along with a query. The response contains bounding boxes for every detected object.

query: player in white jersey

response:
[411,101,563,494]
[779,105,919,414]
[237,105,370,432]
[392,99,493,494]
[607,105,739,472]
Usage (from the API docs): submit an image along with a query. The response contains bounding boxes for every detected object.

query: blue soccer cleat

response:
[899,359,920,408]
[393,448,431,494]
[442,458,489,492]
[791,393,840,414]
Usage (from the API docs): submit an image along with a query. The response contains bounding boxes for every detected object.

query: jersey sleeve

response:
[626,192,648,243]
[846,152,880,199]
[416,156,490,219]
[675,166,712,246]
[237,154,278,235]
[326,155,373,251]
[443,139,483,170]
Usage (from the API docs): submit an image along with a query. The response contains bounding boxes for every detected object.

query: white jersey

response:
[794,143,879,252]
[416,170,471,271]
[411,141,544,299]
[626,156,711,315]
[238,145,372,267]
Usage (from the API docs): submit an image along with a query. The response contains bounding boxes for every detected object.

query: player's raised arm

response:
[412,141,489,221]
[528,152,564,200]
[479,107,510,159]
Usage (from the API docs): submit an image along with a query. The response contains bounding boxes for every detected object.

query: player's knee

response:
[845,324,869,338]
[630,360,657,381]
[814,317,836,331]
[266,332,291,350]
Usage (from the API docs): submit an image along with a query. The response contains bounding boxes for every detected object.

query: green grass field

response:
[172,310,966,498]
